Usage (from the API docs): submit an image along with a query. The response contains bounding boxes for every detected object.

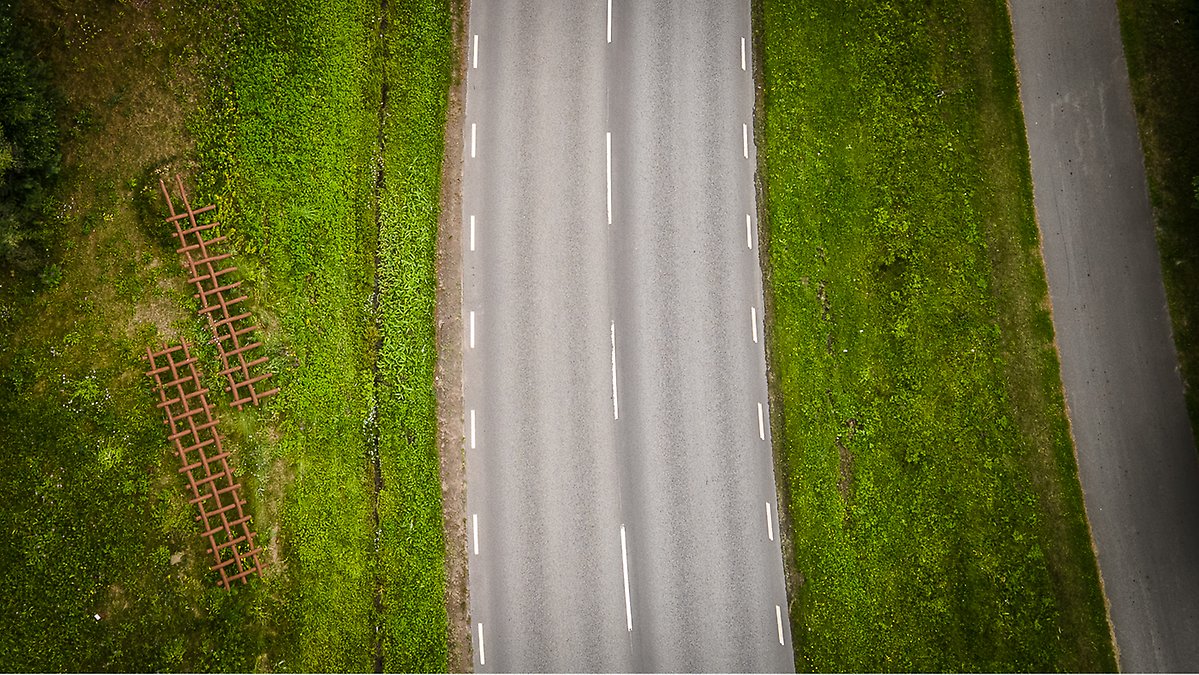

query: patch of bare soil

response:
[435,0,472,671]
[836,419,858,518]
[129,293,187,341]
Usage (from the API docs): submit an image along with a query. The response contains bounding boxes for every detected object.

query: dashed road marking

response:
[741,37,746,70]
[471,409,477,449]
[766,501,774,541]
[473,513,479,555]
[606,132,613,225]
[776,605,784,645]
[611,321,619,420]
[473,34,479,69]
[607,0,612,43]
[470,310,476,349]
[743,123,749,159]
[471,123,477,158]
[757,402,765,440]
[621,524,632,631]
[478,622,486,665]
[470,215,476,251]
[751,306,758,344]
[746,214,753,249]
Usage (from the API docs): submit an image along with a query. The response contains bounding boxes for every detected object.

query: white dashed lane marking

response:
[478,622,486,665]
[611,321,620,420]
[766,501,774,542]
[621,524,632,631]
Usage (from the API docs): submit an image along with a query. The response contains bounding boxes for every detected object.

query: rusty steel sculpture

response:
[159,175,278,409]
[144,342,263,589]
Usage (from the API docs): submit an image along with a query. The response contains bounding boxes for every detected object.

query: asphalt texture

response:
[461,1,793,671]
[1009,1,1199,670]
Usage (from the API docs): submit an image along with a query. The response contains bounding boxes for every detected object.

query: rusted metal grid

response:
[144,342,263,589]
[159,175,278,409]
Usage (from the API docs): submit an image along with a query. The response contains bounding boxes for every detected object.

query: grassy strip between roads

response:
[757,0,1115,670]
[0,0,451,670]
[374,0,454,669]
[1117,0,1199,448]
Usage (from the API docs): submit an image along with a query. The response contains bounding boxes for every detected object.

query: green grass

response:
[757,0,1115,669]
[1117,0,1199,448]
[0,0,453,670]
[374,0,453,670]
[191,0,382,668]
[0,3,274,669]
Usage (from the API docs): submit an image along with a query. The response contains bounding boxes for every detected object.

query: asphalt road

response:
[461,0,793,671]
[1009,2,1199,670]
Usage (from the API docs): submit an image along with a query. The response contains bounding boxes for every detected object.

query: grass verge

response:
[756,0,1115,669]
[374,0,453,670]
[1117,0,1199,447]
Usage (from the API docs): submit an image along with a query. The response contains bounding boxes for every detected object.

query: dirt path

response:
[435,0,471,670]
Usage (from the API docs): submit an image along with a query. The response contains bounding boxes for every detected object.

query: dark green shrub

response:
[0,2,59,271]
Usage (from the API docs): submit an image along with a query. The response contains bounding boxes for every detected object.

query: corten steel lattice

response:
[160,175,279,409]
[144,342,263,589]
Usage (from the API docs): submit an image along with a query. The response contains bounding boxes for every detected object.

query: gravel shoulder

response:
[434,0,472,670]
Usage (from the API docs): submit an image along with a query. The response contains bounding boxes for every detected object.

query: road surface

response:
[460,0,794,671]
[1009,1,1199,670]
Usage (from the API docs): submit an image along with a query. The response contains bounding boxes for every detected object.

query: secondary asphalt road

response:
[1009,1,1199,670]
[461,0,793,671]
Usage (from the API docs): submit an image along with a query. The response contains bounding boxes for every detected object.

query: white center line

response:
[607,0,612,43]
[620,524,632,631]
[611,320,620,420]
[741,37,746,70]
[470,409,477,449]
[469,310,476,349]
[776,605,785,645]
[478,622,486,665]
[470,215,476,252]
[742,123,749,159]
[751,306,758,344]
[473,513,479,555]
[473,34,479,69]
[766,501,774,541]
[606,131,613,225]
[746,214,753,249]
[757,402,765,440]
[471,123,477,158]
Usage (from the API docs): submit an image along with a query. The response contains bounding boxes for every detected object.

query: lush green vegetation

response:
[0,3,274,669]
[757,0,1115,669]
[0,0,452,670]
[193,1,382,668]
[1117,0,1199,445]
[374,0,453,669]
